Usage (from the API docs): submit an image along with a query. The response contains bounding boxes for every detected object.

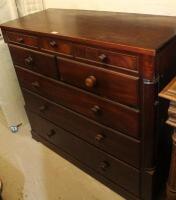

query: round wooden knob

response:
[39,105,47,112]
[85,75,96,88]
[17,37,24,43]
[91,105,101,114]
[25,56,33,66]
[99,161,109,171]
[95,134,105,142]
[47,129,56,138]
[98,54,107,62]
[31,81,40,88]
[49,40,57,47]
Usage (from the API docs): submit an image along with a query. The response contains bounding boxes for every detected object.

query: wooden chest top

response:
[1,9,176,55]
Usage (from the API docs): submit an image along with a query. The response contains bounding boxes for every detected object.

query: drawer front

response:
[58,57,139,107]
[41,37,73,55]
[23,89,140,168]
[9,45,58,79]
[16,67,140,138]
[27,110,140,196]
[6,31,38,48]
[74,45,138,72]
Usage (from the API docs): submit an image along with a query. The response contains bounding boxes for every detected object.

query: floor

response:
[0,120,124,200]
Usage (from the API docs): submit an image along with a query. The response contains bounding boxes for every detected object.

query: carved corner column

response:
[140,55,160,200]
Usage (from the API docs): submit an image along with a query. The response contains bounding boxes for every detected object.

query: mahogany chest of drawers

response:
[1,9,176,200]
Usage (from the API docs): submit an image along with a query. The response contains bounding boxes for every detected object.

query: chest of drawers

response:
[1,9,176,200]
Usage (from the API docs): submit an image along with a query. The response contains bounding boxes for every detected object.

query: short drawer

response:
[27,110,140,196]
[41,37,73,56]
[16,67,140,138]
[9,45,58,79]
[74,45,138,72]
[23,89,140,168]
[6,31,38,48]
[58,57,139,107]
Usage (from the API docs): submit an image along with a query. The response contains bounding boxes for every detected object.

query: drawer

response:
[58,57,139,107]
[16,67,140,138]
[23,89,140,168]
[41,37,73,56]
[27,110,140,196]
[6,31,38,48]
[74,45,138,72]
[9,45,58,79]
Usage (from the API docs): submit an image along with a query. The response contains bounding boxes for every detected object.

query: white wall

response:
[0,40,28,127]
[44,0,176,16]
[0,0,18,23]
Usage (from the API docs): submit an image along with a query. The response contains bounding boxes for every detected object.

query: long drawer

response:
[58,57,139,107]
[9,45,58,79]
[16,67,140,138]
[27,110,140,196]
[23,89,140,168]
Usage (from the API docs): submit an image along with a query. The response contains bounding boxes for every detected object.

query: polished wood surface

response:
[6,31,38,48]
[16,67,140,137]
[41,36,73,55]
[1,9,176,200]
[2,9,176,55]
[27,110,140,196]
[9,45,58,79]
[74,44,139,71]
[23,89,140,168]
[160,77,176,200]
[58,57,139,106]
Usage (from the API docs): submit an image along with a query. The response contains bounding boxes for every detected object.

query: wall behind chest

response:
[44,0,176,16]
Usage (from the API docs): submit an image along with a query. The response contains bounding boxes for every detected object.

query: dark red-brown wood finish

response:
[1,9,176,200]
[9,44,58,79]
[27,110,140,196]
[57,57,140,107]
[23,88,141,168]
[15,67,140,137]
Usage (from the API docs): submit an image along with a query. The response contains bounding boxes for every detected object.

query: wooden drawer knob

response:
[95,134,105,142]
[91,105,101,114]
[99,161,110,171]
[25,56,33,66]
[47,129,56,138]
[17,37,24,43]
[49,40,57,47]
[39,105,47,112]
[31,81,40,88]
[85,75,96,88]
[98,54,107,62]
